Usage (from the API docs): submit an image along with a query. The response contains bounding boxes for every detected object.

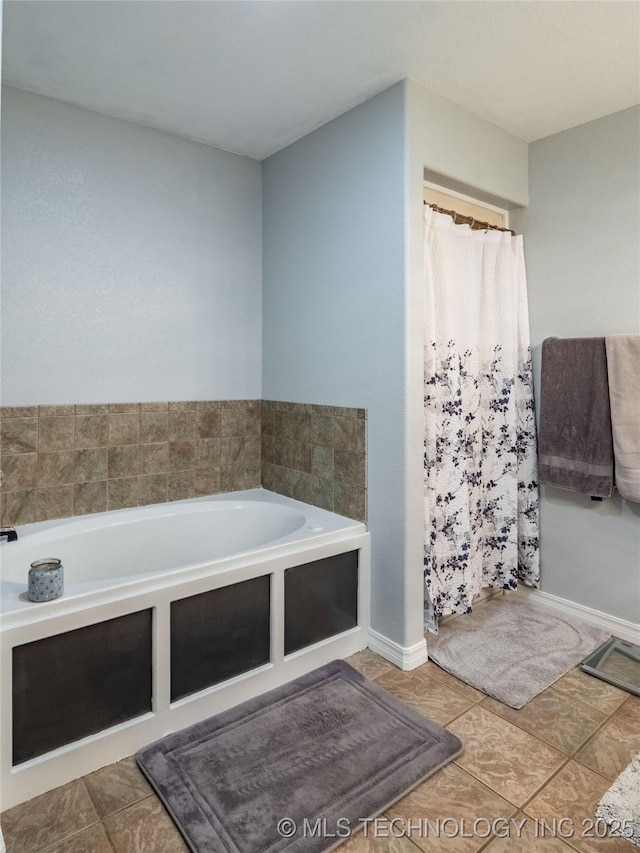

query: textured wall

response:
[511,106,640,624]
[262,83,407,647]
[1,87,262,405]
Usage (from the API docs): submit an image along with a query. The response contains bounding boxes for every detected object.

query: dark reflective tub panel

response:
[13,609,153,766]
[171,574,271,701]
[284,550,359,655]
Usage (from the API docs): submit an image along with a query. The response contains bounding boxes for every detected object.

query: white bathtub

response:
[0,489,370,809]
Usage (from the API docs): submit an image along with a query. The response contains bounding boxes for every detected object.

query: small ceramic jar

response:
[28,558,64,602]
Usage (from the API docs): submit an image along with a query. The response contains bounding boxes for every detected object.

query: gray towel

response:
[538,337,613,497]
[605,335,640,503]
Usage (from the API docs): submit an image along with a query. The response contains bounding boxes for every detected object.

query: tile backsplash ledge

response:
[0,400,367,525]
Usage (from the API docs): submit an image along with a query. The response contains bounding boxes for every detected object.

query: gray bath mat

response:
[137,660,462,853]
[596,753,640,846]
[428,596,609,708]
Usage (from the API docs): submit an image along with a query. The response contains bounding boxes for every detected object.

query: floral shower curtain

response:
[423,206,540,630]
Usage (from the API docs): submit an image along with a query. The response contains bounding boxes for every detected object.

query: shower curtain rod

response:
[424,200,515,236]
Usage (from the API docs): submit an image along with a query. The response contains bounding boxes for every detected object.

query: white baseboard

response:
[516,587,640,645]
[368,629,429,670]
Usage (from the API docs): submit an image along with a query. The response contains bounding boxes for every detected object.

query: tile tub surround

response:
[0,402,262,525]
[261,400,367,522]
[0,400,368,525]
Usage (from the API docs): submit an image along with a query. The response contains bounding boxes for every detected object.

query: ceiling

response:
[3,1,639,160]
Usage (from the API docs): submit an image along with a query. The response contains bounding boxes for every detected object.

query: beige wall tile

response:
[75,404,109,415]
[139,443,169,475]
[244,462,262,489]
[74,481,108,516]
[0,398,366,525]
[290,411,311,443]
[75,415,109,448]
[262,462,276,491]
[196,407,221,439]
[1,488,37,525]
[1,453,38,489]
[140,412,168,444]
[169,441,196,471]
[1,418,38,454]
[39,416,75,452]
[37,485,74,521]
[261,408,275,436]
[38,451,75,486]
[334,417,366,453]
[108,478,140,511]
[195,467,221,496]
[312,445,334,481]
[311,477,333,511]
[38,405,75,417]
[221,436,244,465]
[168,470,195,501]
[335,480,366,522]
[245,435,261,465]
[291,471,312,502]
[334,450,366,486]
[168,410,195,441]
[108,445,140,479]
[221,406,246,436]
[311,414,334,447]
[138,474,167,506]
[195,439,221,468]
[139,402,168,412]
[0,406,38,419]
[221,463,245,492]
[109,403,140,414]
[75,448,108,483]
[109,414,140,446]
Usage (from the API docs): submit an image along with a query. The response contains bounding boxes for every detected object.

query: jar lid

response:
[30,558,62,571]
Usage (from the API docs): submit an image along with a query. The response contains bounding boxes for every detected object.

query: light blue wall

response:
[262,83,409,645]
[511,106,640,624]
[1,86,262,405]
[262,79,531,650]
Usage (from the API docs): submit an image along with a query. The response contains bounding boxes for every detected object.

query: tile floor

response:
[2,600,637,852]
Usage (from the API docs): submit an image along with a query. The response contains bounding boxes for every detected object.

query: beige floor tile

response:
[575,716,640,781]
[339,829,419,852]
[386,763,516,853]
[482,813,577,852]
[524,760,632,853]
[346,649,395,680]
[41,823,113,853]
[447,705,566,807]
[552,669,629,715]
[374,667,475,726]
[612,695,640,732]
[480,688,607,755]
[418,661,486,702]
[104,796,189,853]
[84,756,154,818]
[1,780,99,853]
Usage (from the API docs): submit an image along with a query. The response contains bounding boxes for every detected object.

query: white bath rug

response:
[596,752,640,847]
